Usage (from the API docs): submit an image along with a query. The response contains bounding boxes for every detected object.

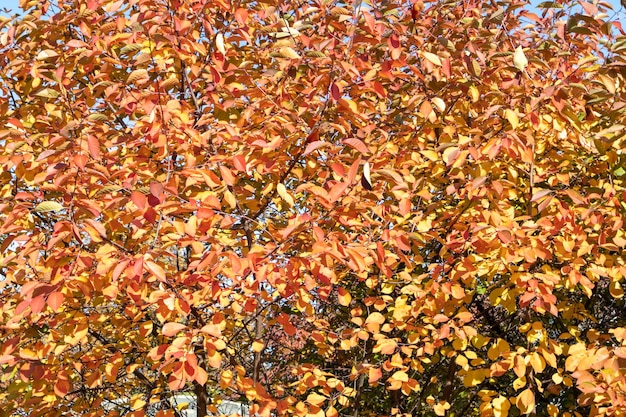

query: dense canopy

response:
[1,0,626,416]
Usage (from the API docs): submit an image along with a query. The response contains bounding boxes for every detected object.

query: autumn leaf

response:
[162,323,187,337]
[513,46,528,71]
[1,1,625,416]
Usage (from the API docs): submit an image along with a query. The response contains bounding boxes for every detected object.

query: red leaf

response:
[361,175,373,190]
[306,129,319,143]
[143,207,157,223]
[442,57,452,78]
[74,153,87,170]
[388,34,400,49]
[234,8,249,25]
[148,195,160,207]
[277,313,297,336]
[20,282,40,297]
[372,81,386,98]
[330,83,341,101]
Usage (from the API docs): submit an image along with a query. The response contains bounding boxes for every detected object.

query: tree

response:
[1,0,625,416]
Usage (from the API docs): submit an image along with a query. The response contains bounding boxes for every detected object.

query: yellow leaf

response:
[365,312,385,325]
[145,260,166,282]
[185,215,197,236]
[505,109,519,129]
[547,404,559,417]
[432,97,446,112]
[492,396,511,416]
[277,183,294,207]
[513,376,526,390]
[390,370,409,382]
[529,352,546,373]
[223,189,236,208]
[306,392,326,407]
[131,396,146,411]
[416,217,432,233]
[34,201,64,213]
[337,287,351,306]
[36,49,59,60]
[423,51,442,66]
[18,348,38,360]
[252,340,264,352]
[420,149,439,162]
[215,33,226,54]
[609,281,624,299]
[488,339,510,361]
[513,46,528,71]
[433,401,450,416]
[35,87,59,98]
[200,323,222,337]
[280,46,300,59]
[516,388,535,414]
[326,406,338,417]
[374,338,397,354]
[127,68,148,84]
[463,369,485,387]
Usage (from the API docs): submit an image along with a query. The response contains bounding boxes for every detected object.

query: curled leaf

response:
[215,33,226,54]
[513,46,528,71]
[362,162,372,190]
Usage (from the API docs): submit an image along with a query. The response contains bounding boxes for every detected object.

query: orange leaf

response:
[162,322,187,337]
[369,367,382,383]
[54,378,70,397]
[145,260,166,282]
[200,324,222,337]
[516,388,535,414]
[46,291,64,311]
[233,155,247,172]
[343,138,370,155]
[337,287,351,306]
[87,135,100,160]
